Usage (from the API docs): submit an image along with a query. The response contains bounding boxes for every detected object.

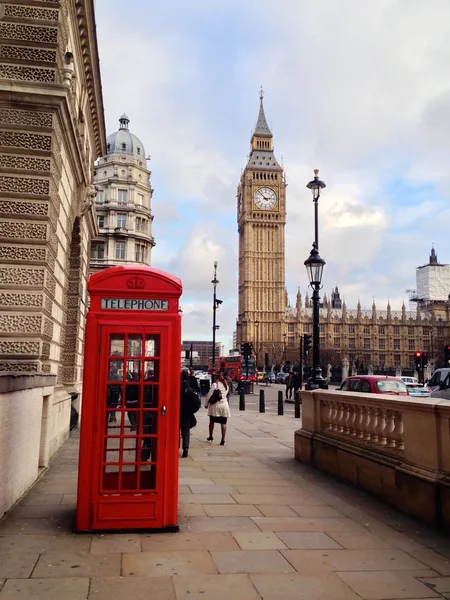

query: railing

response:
[298,389,450,477]
[321,396,404,452]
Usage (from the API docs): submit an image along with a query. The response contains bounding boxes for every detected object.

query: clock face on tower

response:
[254,187,277,210]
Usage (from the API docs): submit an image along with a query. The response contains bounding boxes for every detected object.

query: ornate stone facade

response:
[283,287,450,372]
[90,114,155,271]
[0,0,106,517]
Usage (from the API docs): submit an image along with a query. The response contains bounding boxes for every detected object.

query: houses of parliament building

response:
[236,94,450,371]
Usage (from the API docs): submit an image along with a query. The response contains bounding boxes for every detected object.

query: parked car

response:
[430,371,450,401]
[401,376,419,386]
[428,368,450,393]
[338,375,409,396]
[400,376,432,398]
[275,372,290,383]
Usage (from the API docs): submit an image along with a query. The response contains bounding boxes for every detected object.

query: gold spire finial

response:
[314,169,319,177]
[259,86,264,102]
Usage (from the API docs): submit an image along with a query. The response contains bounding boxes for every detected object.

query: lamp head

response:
[306,169,326,200]
[304,242,326,286]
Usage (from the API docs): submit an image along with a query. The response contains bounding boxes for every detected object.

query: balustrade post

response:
[337,403,345,433]
[363,406,372,441]
[385,410,396,448]
[331,402,339,431]
[355,405,365,439]
[391,411,404,450]
[343,404,352,435]
[349,404,357,436]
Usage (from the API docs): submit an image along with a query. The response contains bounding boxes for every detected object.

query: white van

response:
[428,368,450,392]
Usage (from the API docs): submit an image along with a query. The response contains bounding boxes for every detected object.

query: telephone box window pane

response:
[121,465,138,491]
[140,461,157,490]
[106,383,122,410]
[102,471,119,491]
[104,437,120,453]
[122,437,138,463]
[108,360,123,382]
[145,335,160,357]
[126,360,141,381]
[143,385,158,407]
[110,335,125,356]
[144,360,159,382]
[104,449,120,463]
[142,411,158,436]
[127,335,142,357]
[141,438,154,463]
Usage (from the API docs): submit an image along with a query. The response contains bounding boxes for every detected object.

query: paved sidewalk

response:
[1,401,450,599]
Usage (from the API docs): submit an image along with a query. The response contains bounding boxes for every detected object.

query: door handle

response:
[161,405,167,416]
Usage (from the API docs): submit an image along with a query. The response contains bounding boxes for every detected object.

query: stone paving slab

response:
[249,572,362,600]
[172,573,261,600]
[2,401,450,599]
[89,576,176,600]
[337,570,440,599]
[0,578,90,600]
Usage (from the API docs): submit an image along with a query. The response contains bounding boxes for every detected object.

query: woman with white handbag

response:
[205,372,231,445]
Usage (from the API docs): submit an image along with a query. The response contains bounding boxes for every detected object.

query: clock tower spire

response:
[236,91,287,360]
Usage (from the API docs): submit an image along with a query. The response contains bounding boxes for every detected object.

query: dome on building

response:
[106,114,146,159]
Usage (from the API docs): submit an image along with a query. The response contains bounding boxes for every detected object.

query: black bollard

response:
[239,389,245,411]
[277,390,284,416]
[294,390,301,419]
[259,389,265,413]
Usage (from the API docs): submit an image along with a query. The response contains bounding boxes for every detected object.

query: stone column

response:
[342,357,349,380]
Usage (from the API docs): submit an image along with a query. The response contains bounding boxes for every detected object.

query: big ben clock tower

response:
[236,90,287,354]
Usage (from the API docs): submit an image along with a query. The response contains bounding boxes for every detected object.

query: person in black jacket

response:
[180,370,200,458]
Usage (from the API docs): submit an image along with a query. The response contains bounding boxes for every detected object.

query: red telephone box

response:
[76,265,182,532]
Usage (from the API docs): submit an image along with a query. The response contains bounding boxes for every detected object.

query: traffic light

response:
[303,333,312,356]
[414,351,422,370]
[240,342,252,358]
[445,345,450,365]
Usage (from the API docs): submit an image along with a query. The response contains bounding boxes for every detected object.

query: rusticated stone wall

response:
[0,0,105,518]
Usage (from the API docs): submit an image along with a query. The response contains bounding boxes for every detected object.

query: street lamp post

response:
[283,333,287,363]
[211,261,222,382]
[304,169,328,390]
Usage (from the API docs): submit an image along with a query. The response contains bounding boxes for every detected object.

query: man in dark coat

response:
[180,370,200,458]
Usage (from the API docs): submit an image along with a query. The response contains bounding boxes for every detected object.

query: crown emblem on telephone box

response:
[126,276,146,290]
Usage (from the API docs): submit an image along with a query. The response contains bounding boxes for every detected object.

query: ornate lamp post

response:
[211,261,222,382]
[304,169,328,390]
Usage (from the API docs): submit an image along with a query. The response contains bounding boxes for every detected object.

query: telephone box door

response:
[93,326,168,529]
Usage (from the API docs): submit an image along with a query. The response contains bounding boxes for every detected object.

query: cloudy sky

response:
[95,0,450,350]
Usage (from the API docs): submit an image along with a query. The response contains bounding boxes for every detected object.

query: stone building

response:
[0,0,105,518]
[236,94,450,372]
[90,114,155,271]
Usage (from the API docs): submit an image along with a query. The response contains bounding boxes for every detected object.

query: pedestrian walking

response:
[188,370,199,392]
[205,372,231,445]
[180,370,201,458]
[285,372,294,400]
[293,370,302,397]
[224,372,234,403]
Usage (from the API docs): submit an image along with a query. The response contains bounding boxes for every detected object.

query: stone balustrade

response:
[321,396,405,451]
[295,390,450,529]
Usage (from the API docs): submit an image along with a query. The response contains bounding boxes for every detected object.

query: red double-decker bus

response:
[209,355,256,381]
